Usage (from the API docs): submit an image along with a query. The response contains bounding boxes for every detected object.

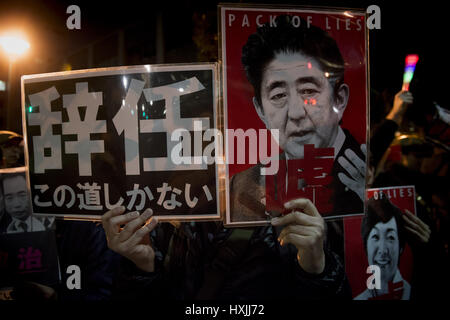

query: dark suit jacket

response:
[0,213,11,234]
[230,129,365,223]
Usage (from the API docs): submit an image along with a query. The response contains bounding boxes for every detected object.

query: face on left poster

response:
[21,64,223,221]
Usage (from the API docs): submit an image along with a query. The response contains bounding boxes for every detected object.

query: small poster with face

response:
[21,64,223,221]
[0,167,59,289]
[219,4,369,226]
[344,186,416,300]
[0,167,55,234]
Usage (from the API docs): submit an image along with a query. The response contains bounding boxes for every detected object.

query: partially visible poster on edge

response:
[344,185,415,300]
[0,230,60,289]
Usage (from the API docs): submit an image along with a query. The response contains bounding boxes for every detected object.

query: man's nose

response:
[12,198,22,208]
[287,96,306,121]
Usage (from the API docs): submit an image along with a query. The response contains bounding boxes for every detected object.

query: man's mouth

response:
[288,130,313,139]
[375,259,391,267]
[12,211,27,216]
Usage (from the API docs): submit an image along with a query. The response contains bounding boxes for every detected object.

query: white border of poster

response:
[21,63,224,222]
[219,4,370,227]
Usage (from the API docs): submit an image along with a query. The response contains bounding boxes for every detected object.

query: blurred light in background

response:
[0,31,30,60]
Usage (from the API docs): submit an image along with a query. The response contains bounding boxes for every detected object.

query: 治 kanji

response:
[18,247,42,271]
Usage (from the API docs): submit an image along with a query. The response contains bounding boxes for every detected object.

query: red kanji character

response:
[17,247,42,271]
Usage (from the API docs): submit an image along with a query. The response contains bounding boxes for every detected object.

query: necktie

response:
[368,281,404,300]
[18,221,28,232]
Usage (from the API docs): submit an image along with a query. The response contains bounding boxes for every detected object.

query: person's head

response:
[242,15,349,159]
[1,173,29,220]
[361,194,406,283]
[0,136,24,168]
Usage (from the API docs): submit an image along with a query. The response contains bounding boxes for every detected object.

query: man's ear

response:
[253,97,269,128]
[333,83,349,121]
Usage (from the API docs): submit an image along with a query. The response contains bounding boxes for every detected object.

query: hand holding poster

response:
[220,5,369,226]
[344,186,416,300]
[22,64,223,221]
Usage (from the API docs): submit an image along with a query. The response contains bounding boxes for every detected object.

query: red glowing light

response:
[402,54,419,91]
[405,54,419,67]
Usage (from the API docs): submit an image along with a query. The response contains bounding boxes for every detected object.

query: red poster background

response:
[222,7,367,178]
[344,186,415,298]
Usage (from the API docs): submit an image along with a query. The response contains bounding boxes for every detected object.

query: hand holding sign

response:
[271,198,325,274]
[402,54,419,92]
[337,144,367,202]
[386,90,414,126]
[402,209,431,244]
[102,206,158,272]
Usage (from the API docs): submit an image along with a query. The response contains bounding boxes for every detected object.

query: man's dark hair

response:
[241,14,345,105]
[361,194,406,255]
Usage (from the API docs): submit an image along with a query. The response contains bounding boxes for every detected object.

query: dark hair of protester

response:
[241,14,345,105]
[361,194,406,254]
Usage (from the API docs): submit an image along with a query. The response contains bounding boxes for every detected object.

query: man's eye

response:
[371,234,379,241]
[270,93,287,101]
[300,88,318,96]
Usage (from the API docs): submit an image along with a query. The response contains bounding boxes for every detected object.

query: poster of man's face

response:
[1,168,30,218]
[220,5,368,225]
[0,168,35,234]
[258,51,347,160]
[0,167,58,287]
[3,173,29,220]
